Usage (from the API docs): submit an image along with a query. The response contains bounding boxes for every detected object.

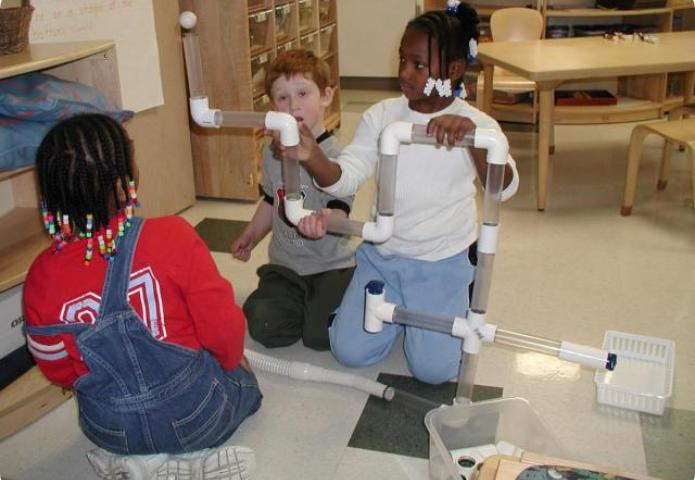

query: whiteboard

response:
[28,0,164,113]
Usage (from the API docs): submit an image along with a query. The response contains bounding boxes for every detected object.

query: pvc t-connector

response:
[463,310,487,354]
[379,121,414,155]
[474,128,509,166]
[362,215,395,243]
[364,281,396,333]
[189,97,220,128]
[265,111,299,147]
[284,197,314,226]
[559,341,617,371]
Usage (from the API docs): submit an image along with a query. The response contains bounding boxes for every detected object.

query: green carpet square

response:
[641,407,695,480]
[348,373,503,459]
[195,218,249,253]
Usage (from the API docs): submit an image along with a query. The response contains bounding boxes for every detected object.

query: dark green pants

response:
[243,264,355,351]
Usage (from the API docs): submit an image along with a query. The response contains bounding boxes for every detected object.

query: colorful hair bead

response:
[128,180,140,207]
[85,214,94,238]
[84,238,94,266]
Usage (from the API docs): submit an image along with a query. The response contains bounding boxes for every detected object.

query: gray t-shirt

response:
[261,133,355,275]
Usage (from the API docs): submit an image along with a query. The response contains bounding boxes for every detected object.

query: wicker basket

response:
[0,0,34,55]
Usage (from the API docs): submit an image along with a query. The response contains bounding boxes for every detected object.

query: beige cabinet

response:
[0,41,121,441]
[182,0,342,200]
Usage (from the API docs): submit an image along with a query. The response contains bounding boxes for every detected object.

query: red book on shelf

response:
[555,90,618,106]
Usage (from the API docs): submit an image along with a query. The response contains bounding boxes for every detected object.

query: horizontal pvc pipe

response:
[493,330,617,371]
[326,216,365,237]
[392,307,455,335]
[216,111,267,129]
[410,124,477,148]
[245,350,395,400]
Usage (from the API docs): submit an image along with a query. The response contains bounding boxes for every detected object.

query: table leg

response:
[684,71,694,105]
[482,63,494,115]
[537,86,555,211]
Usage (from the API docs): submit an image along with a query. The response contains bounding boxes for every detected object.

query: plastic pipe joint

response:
[379,121,414,155]
[265,111,300,147]
[189,97,220,128]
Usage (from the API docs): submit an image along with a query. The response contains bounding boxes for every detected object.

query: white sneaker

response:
[86,449,167,480]
[154,446,255,480]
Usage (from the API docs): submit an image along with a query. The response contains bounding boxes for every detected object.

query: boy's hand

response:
[230,231,256,262]
[270,122,320,163]
[426,114,476,147]
[296,208,332,239]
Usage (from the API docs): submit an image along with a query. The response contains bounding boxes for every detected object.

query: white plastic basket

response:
[594,330,674,415]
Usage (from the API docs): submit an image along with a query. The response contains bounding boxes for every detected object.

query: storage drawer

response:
[251,51,274,98]
[298,0,318,34]
[275,2,296,45]
[249,8,274,55]
[300,31,320,57]
[319,23,336,58]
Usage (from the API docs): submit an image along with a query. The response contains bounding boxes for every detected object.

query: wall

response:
[123,0,195,217]
[337,0,417,78]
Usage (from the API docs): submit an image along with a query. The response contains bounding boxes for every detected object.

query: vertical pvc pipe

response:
[456,138,507,402]
[182,33,206,99]
[282,153,301,200]
[377,154,398,215]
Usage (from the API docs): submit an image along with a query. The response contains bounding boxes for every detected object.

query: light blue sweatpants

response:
[328,242,474,384]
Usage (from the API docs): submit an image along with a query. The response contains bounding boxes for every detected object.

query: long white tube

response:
[363,283,616,371]
[245,350,395,400]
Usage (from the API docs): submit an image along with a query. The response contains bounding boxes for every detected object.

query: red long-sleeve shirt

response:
[23,216,246,388]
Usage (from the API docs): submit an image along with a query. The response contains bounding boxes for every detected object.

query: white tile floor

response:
[1,90,694,480]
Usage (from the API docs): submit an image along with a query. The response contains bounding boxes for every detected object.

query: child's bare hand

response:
[230,232,255,262]
[287,122,320,163]
[426,114,476,147]
[297,208,331,239]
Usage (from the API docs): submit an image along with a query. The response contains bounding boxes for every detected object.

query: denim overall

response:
[25,217,262,455]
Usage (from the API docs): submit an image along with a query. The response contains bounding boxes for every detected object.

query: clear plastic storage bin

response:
[253,94,271,113]
[298,0,317,34]
[274,2,295,45]
[318,0,335,26]
[594,330,674,415]
[248,8,274,55]
[277,39,299,54]
[299,31,320,57]
[319,24,335,57]
[425,398,568,480]
[250,52,273,98]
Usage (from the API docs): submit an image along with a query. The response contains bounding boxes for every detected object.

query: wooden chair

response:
[476,8,544,119]
[621,109,695,216]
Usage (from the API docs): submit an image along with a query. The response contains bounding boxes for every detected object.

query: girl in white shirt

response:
[287,1,518,384]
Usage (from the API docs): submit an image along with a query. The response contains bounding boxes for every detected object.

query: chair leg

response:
[622,126,650,216]
[657,139,672,190]
[687,142,695,210]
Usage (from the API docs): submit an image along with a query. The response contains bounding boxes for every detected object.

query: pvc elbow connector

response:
[379,121,413,155]
[500,161,520,201]
[189,97,220,128]
[361,215,394,243]
[474,128,509,166]
[265,111,299,147]
[364,281,396,333]
[284,197,314,226]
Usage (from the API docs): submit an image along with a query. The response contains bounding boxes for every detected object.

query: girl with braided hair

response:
[288,1,519,385]
[23,113,262,479]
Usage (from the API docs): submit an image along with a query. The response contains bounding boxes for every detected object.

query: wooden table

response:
[477,31,695,211]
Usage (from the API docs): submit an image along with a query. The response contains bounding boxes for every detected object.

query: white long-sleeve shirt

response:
[321,95,517,261]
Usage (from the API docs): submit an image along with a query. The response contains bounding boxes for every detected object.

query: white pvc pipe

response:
[245,350,394,400]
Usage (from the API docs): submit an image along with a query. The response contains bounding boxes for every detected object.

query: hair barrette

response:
[468,38,478,61]
[446,0,461,12]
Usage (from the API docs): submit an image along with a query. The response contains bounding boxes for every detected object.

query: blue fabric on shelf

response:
[0,72,133,172]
